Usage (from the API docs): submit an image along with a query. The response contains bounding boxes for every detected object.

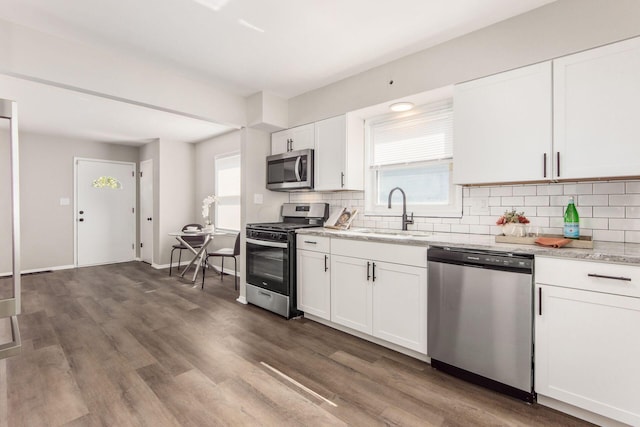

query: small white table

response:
[168,230,227,282]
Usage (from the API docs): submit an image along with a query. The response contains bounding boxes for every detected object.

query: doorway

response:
[75,158,136,267]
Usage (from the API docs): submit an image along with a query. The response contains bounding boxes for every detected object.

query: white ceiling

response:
[0,0,555,144]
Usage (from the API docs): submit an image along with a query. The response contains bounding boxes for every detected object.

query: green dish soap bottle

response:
[564,196,580,239]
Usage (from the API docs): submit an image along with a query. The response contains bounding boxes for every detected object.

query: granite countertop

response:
[297,227,640,265]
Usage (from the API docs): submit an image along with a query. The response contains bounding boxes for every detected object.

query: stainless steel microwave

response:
[266,149,314,191]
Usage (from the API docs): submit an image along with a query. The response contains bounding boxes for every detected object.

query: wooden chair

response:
[202,233,240,290]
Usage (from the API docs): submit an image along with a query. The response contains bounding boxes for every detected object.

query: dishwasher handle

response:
[538,287,542,316]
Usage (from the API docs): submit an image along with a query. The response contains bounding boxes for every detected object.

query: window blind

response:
[370,99,453,167]
[215,153,240,231]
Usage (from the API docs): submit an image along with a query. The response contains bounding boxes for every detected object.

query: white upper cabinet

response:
[314,114,364,191]
[271,123,315,155]
[553,37,640,180]
[454,36,640,185]
[453,61,552,185]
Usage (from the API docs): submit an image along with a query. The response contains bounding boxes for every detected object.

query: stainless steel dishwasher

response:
[427,245,535,402]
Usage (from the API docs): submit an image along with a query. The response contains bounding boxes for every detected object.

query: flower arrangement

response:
[496,209,530,225]
[202,195,218,225]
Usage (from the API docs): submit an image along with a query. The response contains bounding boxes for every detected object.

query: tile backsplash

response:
[290,179,640,243]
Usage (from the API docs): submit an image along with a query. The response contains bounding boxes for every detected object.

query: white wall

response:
[194,131,241,274]
[283,0,640,244]
[0,130,138,273]
[288,0,640,126]
[0,18,246,128]
[157,140,196,266]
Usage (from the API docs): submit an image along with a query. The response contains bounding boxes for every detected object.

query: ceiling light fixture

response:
[389,102,414,112]
[192,0,230,12]
[238,19,265,33]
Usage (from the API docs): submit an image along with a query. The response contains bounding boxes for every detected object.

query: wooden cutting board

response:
[495,234,594,249]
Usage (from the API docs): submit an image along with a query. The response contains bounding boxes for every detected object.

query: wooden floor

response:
[0,262,592,427]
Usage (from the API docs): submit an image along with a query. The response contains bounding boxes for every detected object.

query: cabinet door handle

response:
[303,240,317,244]
[543,153,547,178]
[341,172,345,188]
[538,287,542,316]
[366,261,371,281]
[372,262,376,282]
[556,152,560,177]
[324,255,328,272]
[587,273,631,282]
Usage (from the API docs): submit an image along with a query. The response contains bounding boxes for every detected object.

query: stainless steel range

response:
[245,203,329,318]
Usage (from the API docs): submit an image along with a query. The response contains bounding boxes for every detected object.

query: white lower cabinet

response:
[535,257,640,426]
[330,251,427,354]
[371,261,427,353]
[296,236,331,320]
[330,255,372,334]
[297,235,428,355]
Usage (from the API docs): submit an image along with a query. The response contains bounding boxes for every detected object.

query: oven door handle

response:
[246,238,288,249]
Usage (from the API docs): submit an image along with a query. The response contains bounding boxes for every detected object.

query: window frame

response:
[364,101,462,218]
[214,151,241,232]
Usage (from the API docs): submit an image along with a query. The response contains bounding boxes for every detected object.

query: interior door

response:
[76,159,136,267]
[140,159,153,264]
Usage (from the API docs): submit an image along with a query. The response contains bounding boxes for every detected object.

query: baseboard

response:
[0,264,75,277]
[152,261,196,270]
[152,262,239,279]
[303,313,430,363]
[236,296,247,304]
[152,263,170,269]
[536,395,628,427]
[204,265,239,277]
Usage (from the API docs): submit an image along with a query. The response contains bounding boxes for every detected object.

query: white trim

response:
[537,395,627,427]
[74,157,137,267]
[139,158,154,265]
[152,260,199,270]
[303,313,429,362]
[236,296,247,304]
[0,264,75,277]
[363,97,462,218]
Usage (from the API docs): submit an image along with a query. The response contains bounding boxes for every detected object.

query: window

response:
[365,99,461,217]
[215,152,240,231]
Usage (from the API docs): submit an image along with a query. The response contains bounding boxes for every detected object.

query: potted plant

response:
[496,209,530,236]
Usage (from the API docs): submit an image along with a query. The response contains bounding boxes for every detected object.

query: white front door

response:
[140,159,153,264]
[75,159,136,267]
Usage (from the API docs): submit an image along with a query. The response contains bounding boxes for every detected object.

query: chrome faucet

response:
[387,187,414,231]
